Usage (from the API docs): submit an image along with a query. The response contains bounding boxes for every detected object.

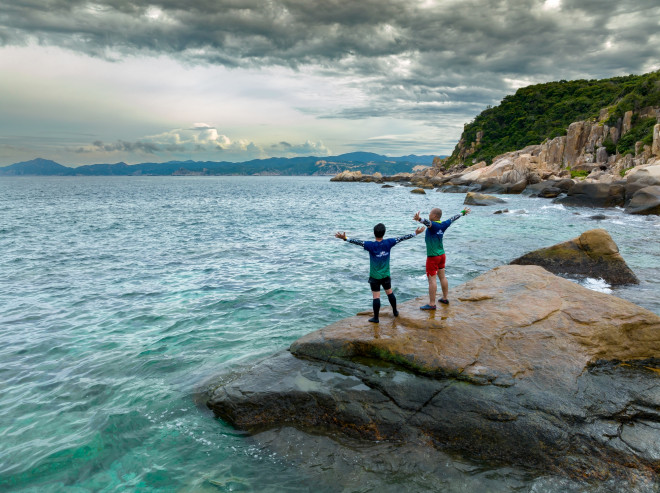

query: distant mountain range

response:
[0,153,441,177]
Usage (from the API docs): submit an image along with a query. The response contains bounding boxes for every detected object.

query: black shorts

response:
[369,276,391,292]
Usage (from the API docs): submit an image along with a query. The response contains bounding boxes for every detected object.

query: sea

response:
[1,176,659,493]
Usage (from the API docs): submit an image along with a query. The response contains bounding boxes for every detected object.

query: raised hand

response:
[335,231,347,240]
[463,208,472,215]
[413,211,421,222]
[415,226,425,235]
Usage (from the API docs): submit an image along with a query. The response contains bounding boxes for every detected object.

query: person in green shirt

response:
[336,223,425,323]
[414,207,471,309]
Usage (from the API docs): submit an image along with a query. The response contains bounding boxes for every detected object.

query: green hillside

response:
[446,71,660,166]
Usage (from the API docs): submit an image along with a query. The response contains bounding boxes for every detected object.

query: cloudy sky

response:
[1,0,659,165]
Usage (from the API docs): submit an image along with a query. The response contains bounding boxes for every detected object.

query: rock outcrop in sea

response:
[208,264,660,483]
[510,228,639,285]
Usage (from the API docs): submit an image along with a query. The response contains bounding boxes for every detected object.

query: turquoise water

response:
[1,176,658,492]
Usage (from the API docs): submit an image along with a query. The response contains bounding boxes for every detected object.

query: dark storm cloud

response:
[2,0,659,125]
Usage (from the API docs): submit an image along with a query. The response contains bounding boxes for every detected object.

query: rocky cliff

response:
[446,106,660,177]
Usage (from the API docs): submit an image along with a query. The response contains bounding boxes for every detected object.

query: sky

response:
[1,0,659,166]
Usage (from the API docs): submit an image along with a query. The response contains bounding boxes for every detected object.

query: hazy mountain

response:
[0,153,443,176]
[0,158,74,176]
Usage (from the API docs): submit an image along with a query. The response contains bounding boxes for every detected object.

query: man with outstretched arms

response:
[413,207,471,310]
[335,223,425,323]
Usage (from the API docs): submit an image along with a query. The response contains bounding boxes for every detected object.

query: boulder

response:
[525,179,574,196]
[410,188,426,194]
[480,178,528,194]
[554,182,625,208]
[625,185,660,215]
[625,165,660,203]
[525,179,557,195]
[464,192,506,206]
[538,187,562,198]
[453,155,532,192]
[330,170,362,182]
[437,184,480,193]
[383,172,413,182]
[510,229,639,285]
[555,178,575,192]
[208,265,659,481]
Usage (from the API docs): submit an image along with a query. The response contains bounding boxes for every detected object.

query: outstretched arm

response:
[440,208,471,230]
[414,211,432,228]
[335,231,364,247]
[450,208,471,222]
[393,226,425,244]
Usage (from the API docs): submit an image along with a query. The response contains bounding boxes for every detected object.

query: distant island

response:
[0,152,441,177]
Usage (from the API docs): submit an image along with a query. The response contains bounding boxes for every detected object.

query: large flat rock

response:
[208,265,660,482]
[291,265,655,385]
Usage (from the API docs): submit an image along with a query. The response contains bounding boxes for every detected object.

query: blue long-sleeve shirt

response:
[419,214,461,257]
[346,233,416,279]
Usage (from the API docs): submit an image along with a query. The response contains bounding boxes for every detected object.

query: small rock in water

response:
[493,209,509,214]
[381,184,394,188]
[411,188,426,194]
[510,228,638,285]
[590,214,609,220]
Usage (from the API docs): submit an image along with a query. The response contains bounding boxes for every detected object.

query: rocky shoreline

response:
[331,160,660,215]
[331,110,660,215]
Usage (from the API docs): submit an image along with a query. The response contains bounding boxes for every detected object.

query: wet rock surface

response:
[208,265,659,483]
[510,229,639,285]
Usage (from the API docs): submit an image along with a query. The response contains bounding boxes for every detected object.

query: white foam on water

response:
[540,204,566,211]
[576,277,612,294]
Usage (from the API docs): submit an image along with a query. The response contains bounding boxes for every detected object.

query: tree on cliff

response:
[446,70,660,166]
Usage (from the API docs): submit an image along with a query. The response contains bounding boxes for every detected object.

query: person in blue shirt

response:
[335,223,425,323]
[414,207,471,310]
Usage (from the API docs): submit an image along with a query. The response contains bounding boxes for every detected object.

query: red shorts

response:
[426,255,446,276]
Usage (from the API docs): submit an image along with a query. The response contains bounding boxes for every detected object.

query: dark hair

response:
[373,223,386,238]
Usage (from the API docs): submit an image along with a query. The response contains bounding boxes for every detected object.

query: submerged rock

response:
[510,228,639,285]
[410,188,426,194]
[208,265,659,482]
